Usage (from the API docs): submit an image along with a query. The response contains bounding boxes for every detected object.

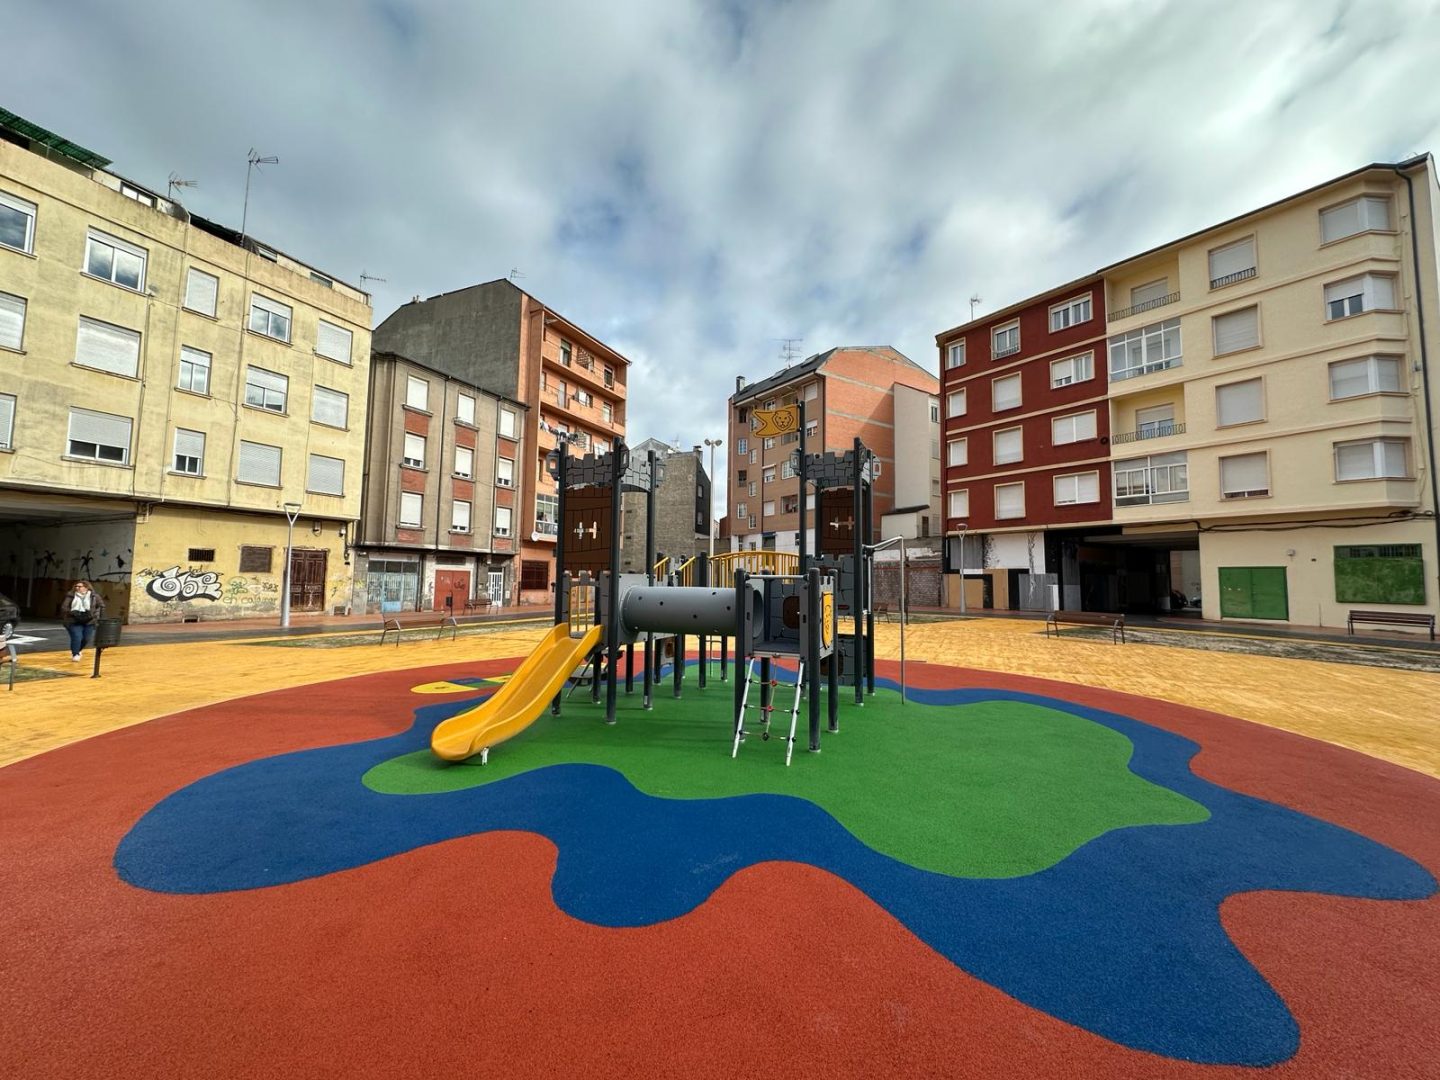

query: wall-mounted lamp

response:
[312,521,323,535]
[338,526,347,541]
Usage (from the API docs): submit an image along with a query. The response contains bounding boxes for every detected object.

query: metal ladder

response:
[731,659,804,767]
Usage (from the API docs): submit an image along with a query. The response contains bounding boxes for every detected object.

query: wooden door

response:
[433,570,471,612]
[818,488,856,556]
[290,549,328,612]
[563,488,614,575]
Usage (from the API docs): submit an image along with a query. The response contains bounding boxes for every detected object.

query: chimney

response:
[736,375,746,393]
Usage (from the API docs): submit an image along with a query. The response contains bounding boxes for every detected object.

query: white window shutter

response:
[315,320,353,363]
[400,492,422,525]
[0,292,25,350]
[993,374,1021,410]
[1216,379,1263,425]
[0,394,15,447]
[1213,307,1259,354]
[1221,453,1268,494]
[174,428,205,459]
[1366,275,1396,309]
[995,483,1025,518]
[1131,279,1168,306]
[453,500,471,530]
[1209,238,1255,281]
[307,453,345,495]
[76,317,140,377]
[1320,201,1362,243]
[238,440,282,485]
[185,269,218,315]
[312,386,349,427]
[69,408,131,449]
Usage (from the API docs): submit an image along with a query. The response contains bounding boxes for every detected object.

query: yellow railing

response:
[653,556,670,578]
[710,550,800,577]
[672,555,698,587]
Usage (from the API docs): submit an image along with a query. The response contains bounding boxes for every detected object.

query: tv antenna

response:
[359,269,387,288]
[969,294,982,319]
[508,267,525,281]
[778,337,803,365]
[240,149,279,244]
[167,173,198,201]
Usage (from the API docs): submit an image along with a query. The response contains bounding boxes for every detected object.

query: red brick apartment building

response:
[938,280,1111,609]
[727,347,939,552]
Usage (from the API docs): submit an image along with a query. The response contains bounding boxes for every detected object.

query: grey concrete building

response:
[620,439,710,575]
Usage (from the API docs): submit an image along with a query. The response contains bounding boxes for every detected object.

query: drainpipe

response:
[1396,160,1440,600]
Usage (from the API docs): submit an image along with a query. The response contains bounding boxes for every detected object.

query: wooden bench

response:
[1347,609,1436,640]
[379,612,459,646]
[873,603,891,623]
[463,595,493,615]
[1044,610,1126,644]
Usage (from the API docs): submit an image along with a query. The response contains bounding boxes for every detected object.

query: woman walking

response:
[61,580,104,661]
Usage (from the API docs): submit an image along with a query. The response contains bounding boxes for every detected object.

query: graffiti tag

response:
[144,566,223,603]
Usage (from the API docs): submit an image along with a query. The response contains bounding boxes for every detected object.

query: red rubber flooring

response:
[2,658,1437,1078]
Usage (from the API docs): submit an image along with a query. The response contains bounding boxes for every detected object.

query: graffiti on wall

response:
[142,566,224,603]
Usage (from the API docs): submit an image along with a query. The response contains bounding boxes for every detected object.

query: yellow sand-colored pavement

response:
[2,617,1437,778]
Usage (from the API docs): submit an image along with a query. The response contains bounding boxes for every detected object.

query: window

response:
[1329,355,1403,399]
[1051,411,1096,445]
[1220,452,1270,498]
[1130,278,1170,308]
[560,340,572,366]
[0,393,13,450]
[737,437,748,455]
[763,437,776,450]
[747,481,757,497]
[67,408,132,466]
[930,401,940,423]
[237,440,282,486]
[1114,452,1188,506]
[750,449,757,464]
[248,294,292,342]
[0,190,37,254]
[450,445,475,479]
[1050,352,1092,388]
[499,407,518,438]
[0,291,25,350]
[992,373,1022,411]
[1049,295,1092,331]
[494,506,512,537]
[239,546,273,573]
[315,319,353,364]
[172,428,204,475]
[946,340,966,368]
[307,453,345,495]
[992,321,1020,358]
[1334,544,1425,605]
[188,548,216,563]
[535,494,559,535]
[1054,471,1099,506]
[244,366,288,412]
[946,388,967,417]
[763,500,776,516]
[735,502,747,520]
[804,382,818,400]
[1108,318,1181,380]
[183,268,219,316]
[993,427,1023,465]
[403,433,426,469]
[84,230,147,290]
[765,398,776,410]
[737,407,749,426]
[1334,438,1408,481]
[457,393,476,425]
[405,375,430,410]
[310,271,333,287]
[736,469,747,484]
[763,466,776,484]
[1325,273,1396,319]
[178,346,211,395]
[521,560,549,590]
[782,495,798,513]
[120,183,155,207]
[399,492,423,527]
[947,438,968,467]
[805,418,818,437]
[75,316,140,378]
[493,454,511,485]
[1213,306,1259,355]
[1321,196,1392,243]
[780,459,795,479]
[1134,404,1175,439]
[604,365,615,387]
[1215,378,1264,426]
[994,482,1025,519]
[602,401,613,423]
[948,490,969,517]
[1208,236,1256,288]
[575,388,593,407]
[451,500,472,532]
[749,515,757,529]
[311,385,349,428]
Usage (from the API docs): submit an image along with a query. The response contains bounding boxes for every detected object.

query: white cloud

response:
[7,0,1439,518]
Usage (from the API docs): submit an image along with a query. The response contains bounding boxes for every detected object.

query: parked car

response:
[0,592,18,638]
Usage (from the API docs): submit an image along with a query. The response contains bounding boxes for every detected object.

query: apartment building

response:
[936,279,1111,610]
[0,109,371,623]
[726,347,939,553]
[355,352,526,612]
[618,438,710,574]
[942,155,1440,629]
[372,280,628,604]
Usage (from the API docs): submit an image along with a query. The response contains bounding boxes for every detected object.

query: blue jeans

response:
[67,622,95,655]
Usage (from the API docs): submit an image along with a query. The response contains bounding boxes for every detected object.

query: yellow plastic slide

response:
[430,623,604,763]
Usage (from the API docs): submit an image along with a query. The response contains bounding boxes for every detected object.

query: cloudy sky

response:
[7,0,1439,504]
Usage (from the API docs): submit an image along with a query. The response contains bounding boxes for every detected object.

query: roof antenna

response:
[509,267,525,281]
[167,173,198,201]
[969,294,982,319]
[240,148,279,245]
[359,269,387,287]
[778,337,803,365]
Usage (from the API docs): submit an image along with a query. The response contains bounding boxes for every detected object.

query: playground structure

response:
[431,413,879,767]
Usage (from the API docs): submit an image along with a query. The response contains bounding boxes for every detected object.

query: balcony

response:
[1210,266,1256,290]
[1113,452,1189,507]
[1107,292,1180,322]
[993,343,1020,359]
[547,347,625,397]
[1110,421,1186,446]
[1110,356,1182,383]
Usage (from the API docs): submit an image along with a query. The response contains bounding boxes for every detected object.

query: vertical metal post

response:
[552,447,568,716]
[864,465,876,696]
[759,656,772,716]
[827,570,839,732]
[281,501,301,629]
[852,440,864,706]
[643,447,657,710]
[899,537,908,705]
[733,568,746,734]
[674,630,685,697]
[697,553,708,688]
[797,398,807,575]
[625,642,634,693]
[605,442,625,724]
[720,634,728,681]
[807,567,821,752]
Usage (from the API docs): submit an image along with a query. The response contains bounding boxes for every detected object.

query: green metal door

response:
[1218,566,1288,620]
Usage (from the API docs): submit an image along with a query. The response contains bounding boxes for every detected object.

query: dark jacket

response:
[60,588,105,627]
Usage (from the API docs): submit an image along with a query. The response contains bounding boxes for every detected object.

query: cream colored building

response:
[0,109,371,622]
[1102,155,1440,628]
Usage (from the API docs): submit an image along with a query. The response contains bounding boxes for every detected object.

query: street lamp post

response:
[703,438,722,557]
[281,501,302,629]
